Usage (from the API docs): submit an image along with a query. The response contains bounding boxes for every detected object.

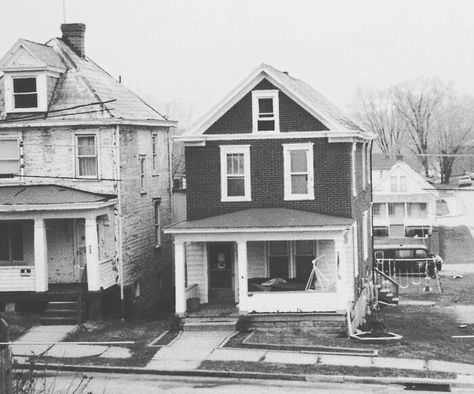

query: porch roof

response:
[0,184,117,214]
[165,208,353,233]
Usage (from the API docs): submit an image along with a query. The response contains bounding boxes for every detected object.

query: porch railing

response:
[373,266,400,299]
[0,266,35,292]
[99,258,116,290]
[185,283,199,300]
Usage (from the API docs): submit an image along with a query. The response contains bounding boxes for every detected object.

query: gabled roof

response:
[372,153,423,172]
[0,36,173,124]
[185,63,373,139]
[165,208,353,233]
[373,160,438,196]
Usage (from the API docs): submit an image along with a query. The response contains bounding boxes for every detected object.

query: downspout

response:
[167,127,174,223]
[114,124,125,320]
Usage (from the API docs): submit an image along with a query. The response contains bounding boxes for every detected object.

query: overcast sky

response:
[3,0,474,125]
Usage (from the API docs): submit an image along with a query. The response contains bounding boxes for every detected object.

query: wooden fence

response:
[0,318,12,394]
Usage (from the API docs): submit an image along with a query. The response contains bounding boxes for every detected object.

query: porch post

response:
[174,240,186,315]
[85,216,100,291]
[237,240,248,313]
[34,218,48,292]
[334,237,347,311]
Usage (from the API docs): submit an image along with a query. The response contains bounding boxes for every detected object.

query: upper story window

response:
[5,74,47,113]
[0,138,20,178]
[154,199,161,248]
[75,134,98,178]
[152,133,158,175]
[139,154,146,194]
[390,175,407,192]
[362,143,370,189]
[220,145,251,202]
[283,143,314,201]
[252,90,279,132]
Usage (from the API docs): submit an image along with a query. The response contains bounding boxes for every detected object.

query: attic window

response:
[13,78,38,109]
[252,90,279,132]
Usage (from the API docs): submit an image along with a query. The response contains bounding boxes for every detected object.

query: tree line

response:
[353,79,474,184]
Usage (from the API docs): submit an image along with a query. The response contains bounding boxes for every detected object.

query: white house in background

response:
[372,155,439,238]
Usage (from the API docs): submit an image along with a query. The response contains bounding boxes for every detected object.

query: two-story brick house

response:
[165,64,374,331]
[0,24,176,321]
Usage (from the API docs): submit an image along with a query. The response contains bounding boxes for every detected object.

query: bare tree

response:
[353,87,405,155]
[392,79,447,177]
[433,94,474,184]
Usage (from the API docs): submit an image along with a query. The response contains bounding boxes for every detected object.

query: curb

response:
[12,362,474,388]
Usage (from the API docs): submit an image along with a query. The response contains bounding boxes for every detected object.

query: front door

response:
[74,219,87,282]
[208,242,234,303]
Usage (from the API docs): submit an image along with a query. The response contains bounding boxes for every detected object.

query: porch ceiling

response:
[165,208,353,234]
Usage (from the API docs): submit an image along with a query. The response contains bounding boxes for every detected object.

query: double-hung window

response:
[283,143,314,200]
[13,77,38,109]
[220,145,251,202]
[152,133,158,174]
[0,138,20,178]
[76,135,98,178]
[154,199,161,248]
[252,90,279,132]
[139,154,146,194]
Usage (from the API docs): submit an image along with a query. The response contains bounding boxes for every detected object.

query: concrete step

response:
[40,316,77,325]
[47,301,78,310]
[43,309,77,318]
[183,318,238,331]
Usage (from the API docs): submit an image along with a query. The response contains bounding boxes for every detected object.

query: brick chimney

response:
[61,23,86,58]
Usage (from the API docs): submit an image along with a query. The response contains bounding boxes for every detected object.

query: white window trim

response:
[154,199,161,248]
[74,133,99,179]
[283,143,314,201]
[362,210,369,260]
[139,154,146,194]
[220,145,251,202]
[152,132,158,176]
[0,136,20,178]
[4,73,48,113]
[251,90,280,133]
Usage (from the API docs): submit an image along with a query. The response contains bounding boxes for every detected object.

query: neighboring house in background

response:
[372,154,439,238]
[165,64,375,332]
[0,23,176,322]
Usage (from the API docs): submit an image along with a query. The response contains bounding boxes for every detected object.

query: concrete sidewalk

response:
[11,325,74,356]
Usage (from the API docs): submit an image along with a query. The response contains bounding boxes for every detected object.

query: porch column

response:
[175,240,186,315]
[85,216,100,291]
[334,237,346,311]
[34,218,48,292]
[237,240,248,313]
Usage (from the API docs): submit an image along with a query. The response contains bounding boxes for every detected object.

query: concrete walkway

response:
[11,325,74,356]
[146,331,233,371]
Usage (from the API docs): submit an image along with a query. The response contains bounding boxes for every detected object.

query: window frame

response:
[283,143,315,201]
[75,134,99,179]
[151,133,158,175]
[251,90,280,133]
[220,145,251,202]
[139,154,146,194]
[5,73,48,113]
[154,199,161,248]
[0,137,20,178]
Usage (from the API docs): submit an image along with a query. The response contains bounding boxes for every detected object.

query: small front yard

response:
[0,311,42,341]
[34,316,175,367]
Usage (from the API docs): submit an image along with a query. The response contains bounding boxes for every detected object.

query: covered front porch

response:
[0,185,119,298]
[165,208,356,316]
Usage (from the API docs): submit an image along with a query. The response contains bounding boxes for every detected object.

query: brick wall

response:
[186,138,353,220]
[118,125,173,315]
[205,79,328,134]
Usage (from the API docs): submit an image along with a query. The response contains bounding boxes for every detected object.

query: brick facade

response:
[205,79,328,134]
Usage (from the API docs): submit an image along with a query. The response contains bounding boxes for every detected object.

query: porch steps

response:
[183,317,238,331]
[377,287,399,306]
[40,300,85,325]
[248,312,347,335]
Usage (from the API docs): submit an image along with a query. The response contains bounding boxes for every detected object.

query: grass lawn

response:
[35,316,175,367]
[199,361,456,379]
[0,311,42,341]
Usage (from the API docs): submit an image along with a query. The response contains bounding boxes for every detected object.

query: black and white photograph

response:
[0,1,474,392]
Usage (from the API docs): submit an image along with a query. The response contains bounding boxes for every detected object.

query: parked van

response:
[374,244,442,277]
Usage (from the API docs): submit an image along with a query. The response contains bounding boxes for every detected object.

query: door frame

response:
[207,242,235,302]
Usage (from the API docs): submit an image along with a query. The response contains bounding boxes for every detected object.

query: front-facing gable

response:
[374,161,438,198]
[181,64,373,142]
[205,78,328,134]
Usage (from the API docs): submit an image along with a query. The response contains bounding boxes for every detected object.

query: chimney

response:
[61,23,86,58]
[395,154,404,161]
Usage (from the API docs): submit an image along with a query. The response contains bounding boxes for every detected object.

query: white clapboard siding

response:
[186,242,208,303]
[0,266,36,291]
[99,259,117,290]
[247,291,337,313]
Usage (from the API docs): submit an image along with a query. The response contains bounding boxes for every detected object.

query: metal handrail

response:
[373,266,400,298]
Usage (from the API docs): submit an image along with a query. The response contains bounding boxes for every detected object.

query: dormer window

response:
[252,90,279,132]
[13,77,38,109]
[5,73,47,113]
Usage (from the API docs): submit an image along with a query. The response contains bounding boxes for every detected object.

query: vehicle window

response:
[395,249,413,259]
[415,249,428,258]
